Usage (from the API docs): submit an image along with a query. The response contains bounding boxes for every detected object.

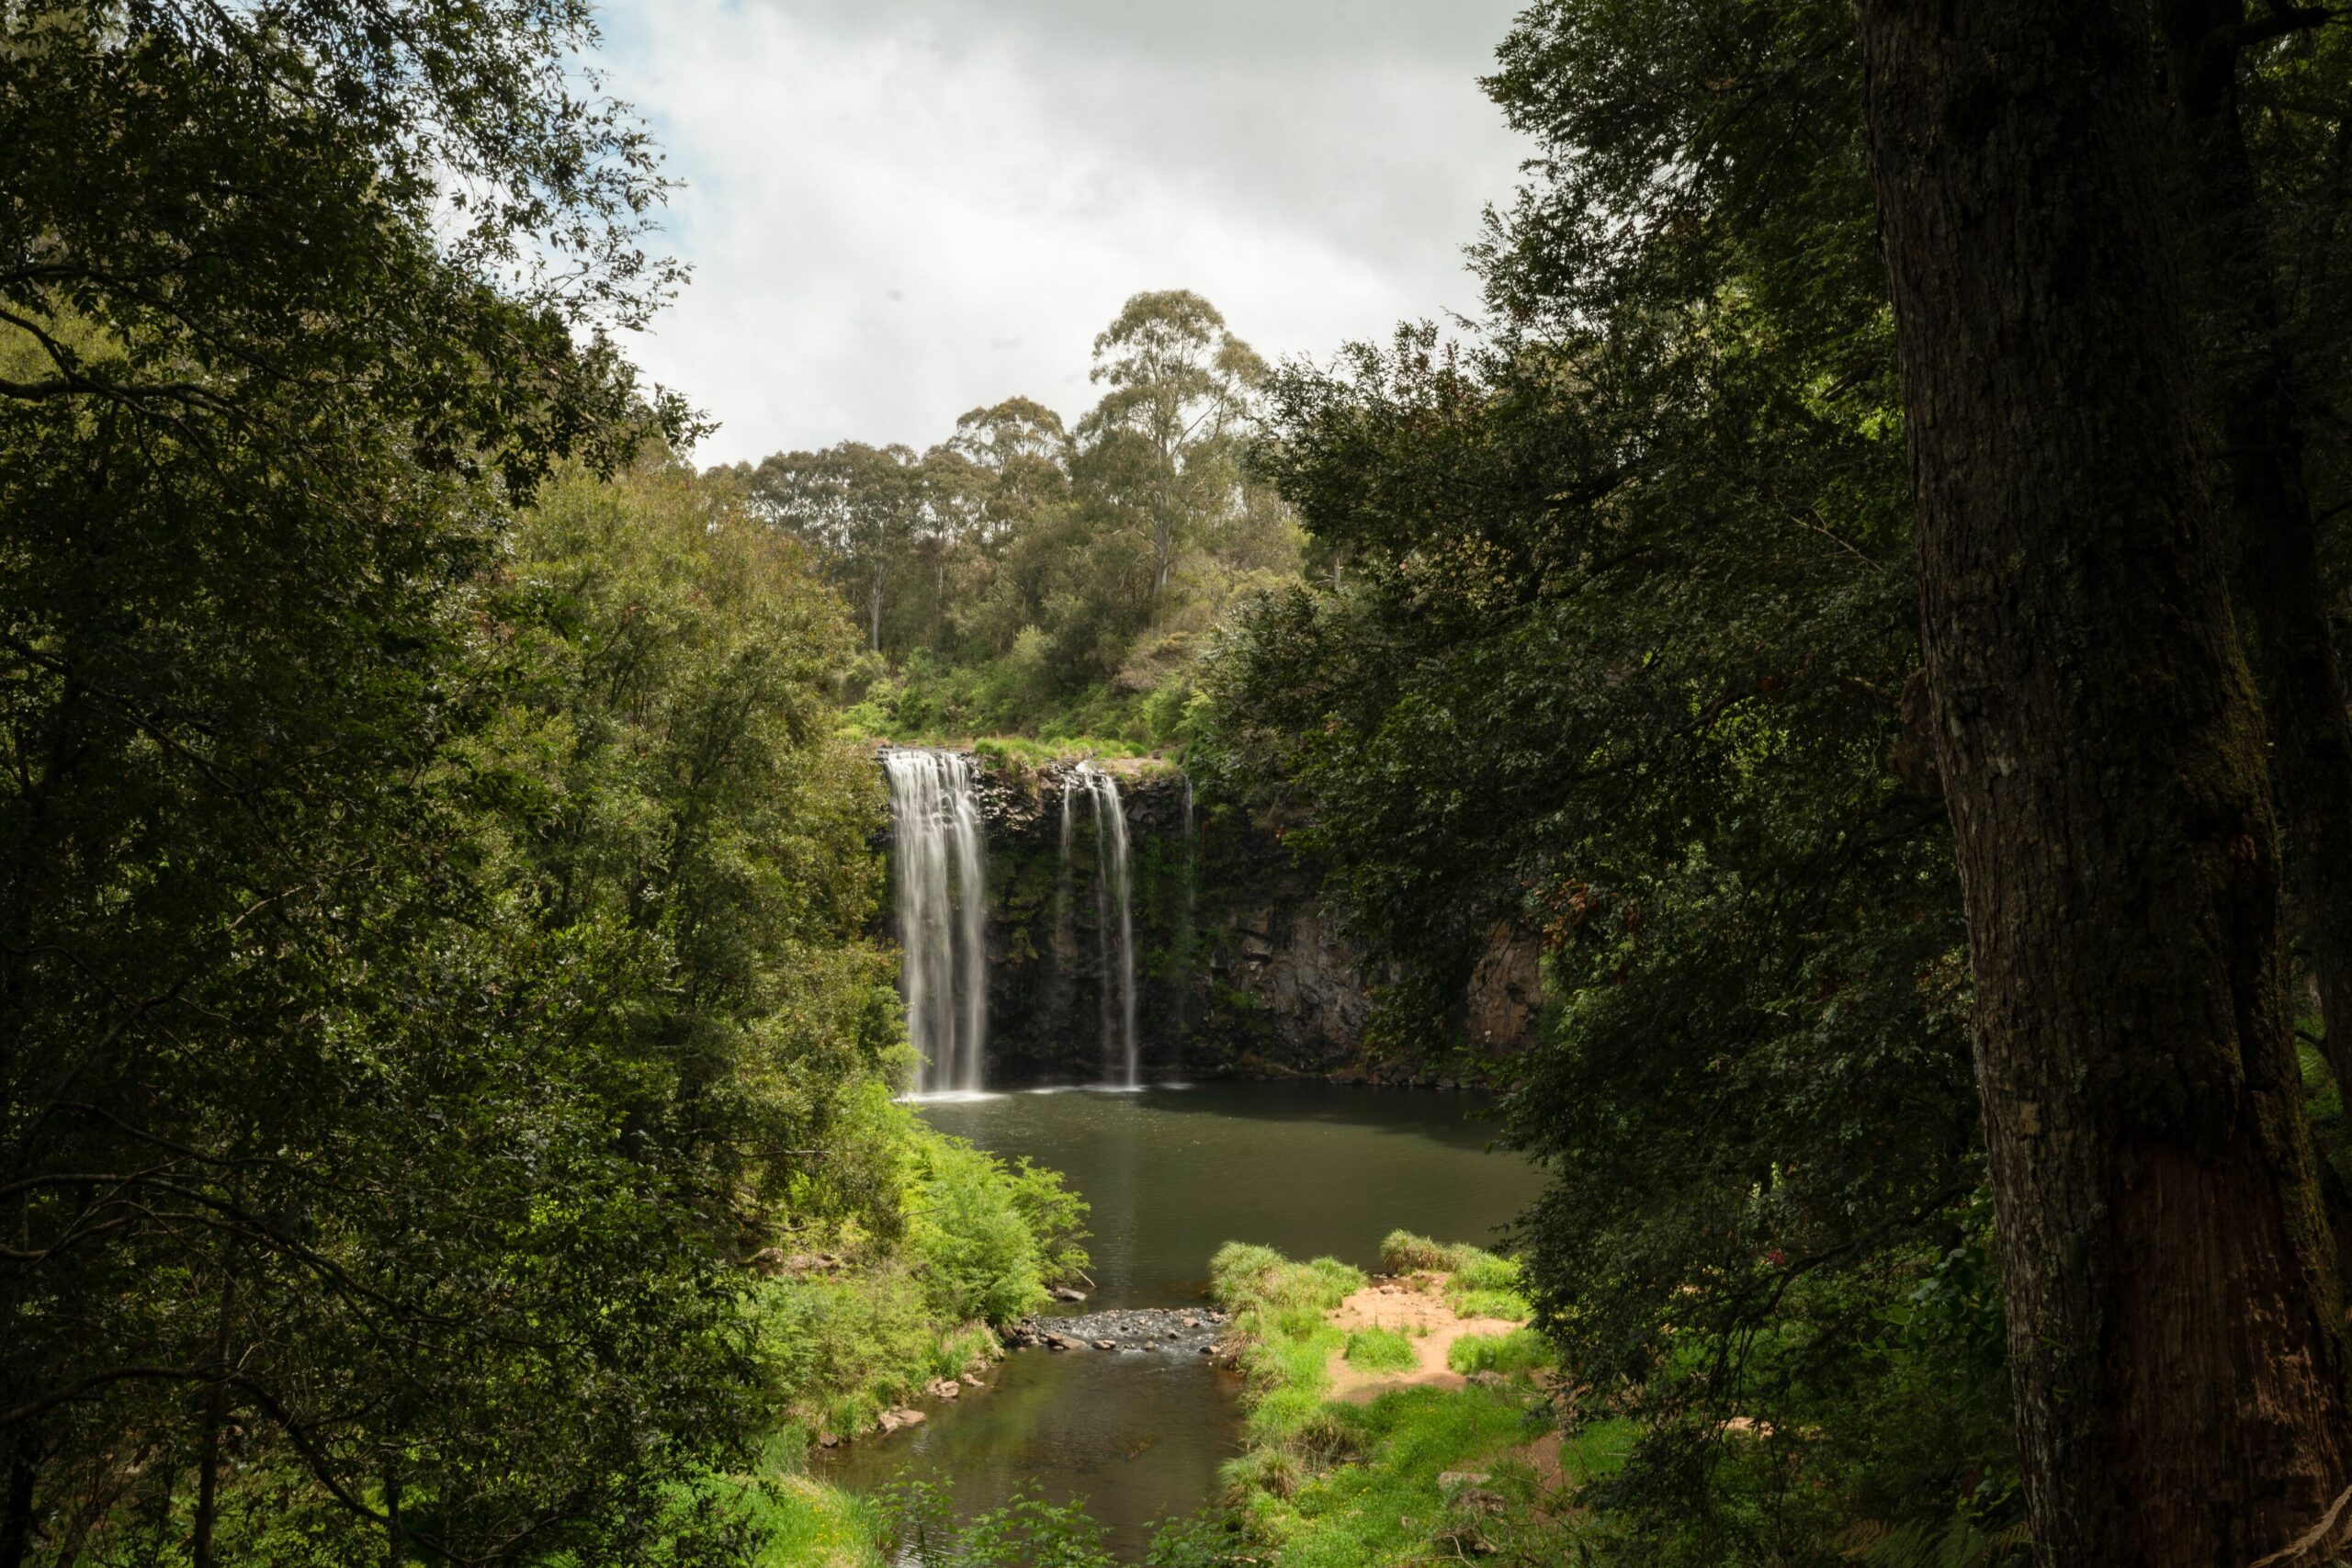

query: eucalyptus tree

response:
[747,442,926,653]
[1081,290,1267,605]
[2162,4,2352,1110]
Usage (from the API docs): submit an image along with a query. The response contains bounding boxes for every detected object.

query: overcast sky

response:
[595,0,1532,466]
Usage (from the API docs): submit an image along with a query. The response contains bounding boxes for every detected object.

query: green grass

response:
[1203,1235,1628,1566]
[675,1471,884,1567]
[1379,1229,1455,1273]
[1377,1231,1532,1319]
[1342,1326,1419,1373]
[1450,1286,1534,1321]
[1269,1390,1544,1568]
[1448,1327,1553,1377]
[970,732,1161,767]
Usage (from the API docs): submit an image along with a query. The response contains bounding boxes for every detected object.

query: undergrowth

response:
[1198,1235,1633,1566]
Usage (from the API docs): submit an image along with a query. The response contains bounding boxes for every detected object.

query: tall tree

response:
[1081,290,1265,604]
[747,442,925,652]
[2160,4,2352,1111]
[1855,2,2352,1560]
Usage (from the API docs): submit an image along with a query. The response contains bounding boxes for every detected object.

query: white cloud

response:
[598,0,1530,465]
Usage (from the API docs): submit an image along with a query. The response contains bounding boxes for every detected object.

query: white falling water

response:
[1065,761,1139,1088]
[1175,771,1194,1061]
[884,750,988,1095]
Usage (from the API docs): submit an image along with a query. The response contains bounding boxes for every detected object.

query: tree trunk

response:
[0,1425,33,1568]
[191,1247,239,1568]
[1853,3,2352,1562]
[2160,0,2352,1112]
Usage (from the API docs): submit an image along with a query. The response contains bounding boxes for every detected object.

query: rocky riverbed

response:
[1004,1305,1229,1358]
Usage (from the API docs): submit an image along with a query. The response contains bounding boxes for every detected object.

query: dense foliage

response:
[0,6,1077,1562]
[1200,0,2352,1556]
[727,291,1301,750]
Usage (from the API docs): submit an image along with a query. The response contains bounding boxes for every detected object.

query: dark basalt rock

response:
[874,748,1544,1084]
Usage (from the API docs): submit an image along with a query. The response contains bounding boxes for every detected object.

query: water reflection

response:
[818,1082,1544,1561]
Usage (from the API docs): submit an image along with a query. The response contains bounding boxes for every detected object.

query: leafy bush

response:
[752,1266,992,1439]
[885,1480,1118,1568]
[1005,1156,1092,1286]
[1343,1327,1419,1373]
[908,1134,1059,1325]
[754,1124,1087,1439]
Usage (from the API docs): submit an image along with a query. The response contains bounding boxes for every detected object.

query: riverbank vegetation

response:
[1194,1235,1630,1568]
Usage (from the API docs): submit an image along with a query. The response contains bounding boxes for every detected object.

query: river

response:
[816,1081,1546,1560]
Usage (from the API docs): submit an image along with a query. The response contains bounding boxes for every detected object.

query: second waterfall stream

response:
[1065,761,1139,1088]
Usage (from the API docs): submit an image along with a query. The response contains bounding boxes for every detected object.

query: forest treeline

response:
[726,290,1301,750]
[0,6,1084,1563]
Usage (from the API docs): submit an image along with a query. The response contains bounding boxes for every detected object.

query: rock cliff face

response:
[880,750,1539,1084]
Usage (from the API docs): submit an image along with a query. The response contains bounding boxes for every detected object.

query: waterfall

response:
[1065,761,1139,1088]
[1174,772,1195,1061]
[884,749,988,1095]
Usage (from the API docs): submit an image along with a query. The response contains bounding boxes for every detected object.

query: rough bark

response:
[0,1426,32,1568]
[1853,2,2352,1562]
[2160,0,2352,1111]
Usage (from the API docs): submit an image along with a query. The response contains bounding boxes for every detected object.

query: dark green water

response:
[817,1082,1546,1560]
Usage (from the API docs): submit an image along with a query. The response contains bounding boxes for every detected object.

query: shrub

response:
[1005,1156,1091,1285]
[908,1135,1050,1325]
[752,1265,958,1438]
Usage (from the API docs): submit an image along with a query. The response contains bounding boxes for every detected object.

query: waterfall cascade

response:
[1064,761,1139,1087]
[1174,773,1195,1061]
[884,749,988,1095]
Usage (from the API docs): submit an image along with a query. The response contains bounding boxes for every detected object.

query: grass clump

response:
[1448,1327,1553,1377]
[1342,1326,1419,1373]
[1450,1286,1534,1321]
[737,1473,887,1566]
[1379,1229,1454,1273]
[1212,1242,1364,1316]
[1443,1248,1532,1321]
[1379,1231,1533,1320]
